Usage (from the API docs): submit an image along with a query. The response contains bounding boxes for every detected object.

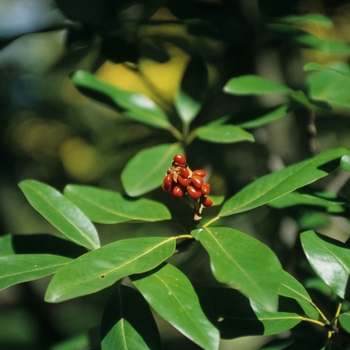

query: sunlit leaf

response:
[279,271,319,319]
[131,263,220,350]
[219,148,348,217]
[64,185,171,224]
[101,285,161,350]
[195,124,254,144]
[223,75,293,95]
[175,53,208,123]
[19,180,100,251]
[121,143,184,197]
[301,230,350,299]
[0,254,71,291]
[192,227,284,312]
[45,236,176,303]
[235,103,290,129]
[71,70,172,130]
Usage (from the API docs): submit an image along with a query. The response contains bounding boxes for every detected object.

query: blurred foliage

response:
[2,0,350,349]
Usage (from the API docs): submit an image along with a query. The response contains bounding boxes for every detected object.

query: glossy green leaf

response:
[192,227,284,312]
[269,191,345,214]
[341,154,350,172]
[101,285,161,350]
[339,312,350,333]
[197,287,301,339]
[64,185,171,224]
[0,254,71,291]
[131,263,220,350]
[276,13,333,27]
[71,70,172,130]
[223,75,293,95]
[304,61,350,77]
[175,53,208,123]
[300,230,350,299]
[279,271,319,319]
[219,148,347,217]
[19,180,100,250]
[235,103,290,129]
[0,234,15,255]
[45,236,176,303]
[307,69,350,109]
[121,143,184,197]
[195,124,254,144]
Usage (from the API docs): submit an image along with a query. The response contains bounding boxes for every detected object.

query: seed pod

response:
[172,185,184,197]
[163,174,173,187]
[178,175,190,187]
[201,183,211,195]
[202,197,213,207]
[191,175,204,189]
[179,167,190,178]
[173,154,187,166]
[193,169,206,177]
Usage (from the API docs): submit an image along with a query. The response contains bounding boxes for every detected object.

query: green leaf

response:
[219,148,348,217]
[300,230,350,299]
[192,227,284,312]
[276,14,333,27]
[339,312,350,333]
[64,185,171,224]
[45,236,176,303]
[235,103,290,129]
[223,75,293,95]
[131,263,220,350]
[269,190,345,214]
[51,333,90,350]
[101,285,161,350]
[195,124,254,144]
[279,271,319,319]
[341,154,350,172]
[307,69,350,109]
[0,254,71,291]
[121,143,184,197]
[259,338,295,350]
[71,70,172,130]
[19,180,100,251]
[175,53,208,123]
[197,287,301,339]
[0,234,15,255]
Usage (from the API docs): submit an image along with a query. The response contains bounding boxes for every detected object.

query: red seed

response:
[179,167,190,178]
[178,175,190,187]
[161,184,171,192]
[193,169,206,177]
[172,185,184,197]
[187,185,202,198]
[202,197,213,207]
[191,175,204,189]
[173,154,187,166]
[163,174,173,187]
[201,183,211,195]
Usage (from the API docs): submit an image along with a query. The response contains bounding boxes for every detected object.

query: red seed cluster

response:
[162,154,213,208]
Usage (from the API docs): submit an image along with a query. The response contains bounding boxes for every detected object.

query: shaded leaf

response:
[279,271,319,319]
[192,227,284,311]
[300,230,350,299]
[45,236,176,303]
[121,143,184,197]
[101,285,161,350]
[19,180,100,250]
[223,75,293,95]
[131,263,220,350]
[341,154,350,172]
[276,14,333,27]
[235,103,290,129]
[51,333,90,350]
[197,287,301,339]
[0,234,15,256]
[195,124,254,144]
[339,312,350,333]
[219,148,348,217]
[71,70,172,130]
[259,338,295,350]
[64,185,171,224]
[175,53,208,123]
[0,254,71,291]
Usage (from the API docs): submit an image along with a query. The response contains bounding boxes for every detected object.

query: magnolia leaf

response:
[121,143,184,197]
[45,236,176,303]
[19,180,100,250]
[64,185,171,224]
[131,263,220,350]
